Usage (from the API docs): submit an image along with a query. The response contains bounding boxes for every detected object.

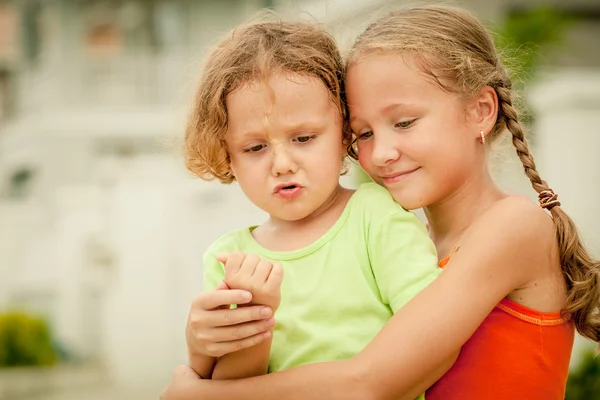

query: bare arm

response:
[165,198,551,400]
[189,352,217,380]
[167,351,457,400]
[397,352,459,400]
[175,271,472,400]
[212,331,273,379]
[210,254,283,380]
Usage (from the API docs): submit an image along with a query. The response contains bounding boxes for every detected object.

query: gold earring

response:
[478,130,485,145]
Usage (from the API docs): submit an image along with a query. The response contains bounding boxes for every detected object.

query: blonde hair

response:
[184,18,349,183]
[348,5,600,342]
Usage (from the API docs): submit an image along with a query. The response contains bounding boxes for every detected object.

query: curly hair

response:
[184,18,350,183]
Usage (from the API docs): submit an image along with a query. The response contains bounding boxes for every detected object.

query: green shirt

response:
[204,182,440,372]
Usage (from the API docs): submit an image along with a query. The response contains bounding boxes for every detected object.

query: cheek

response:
[229,155,260,185]
[307,136,345,169]
[316,154,343,179]
[421,146,470,193]
[356,143,372,170]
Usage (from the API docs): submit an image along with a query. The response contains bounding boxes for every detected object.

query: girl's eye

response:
[357,131,373,140]
[294,135,315,143]
[243,144,266,153]
[395,119,416,129]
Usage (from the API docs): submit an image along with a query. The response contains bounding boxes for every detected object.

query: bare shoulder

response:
[449,195,557,290]
[475,195,556,248]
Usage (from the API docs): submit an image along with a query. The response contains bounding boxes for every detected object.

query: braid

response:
[496,84,600,343]
[495,86,548,193]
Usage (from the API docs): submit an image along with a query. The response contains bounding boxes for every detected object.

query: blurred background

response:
[0,0,598,399]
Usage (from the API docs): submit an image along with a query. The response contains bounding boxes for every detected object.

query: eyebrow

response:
[383,102,419,113]
[350,102,420,124]
[227,130,266,144]
[229,120,327,145]
[238,116,328,135]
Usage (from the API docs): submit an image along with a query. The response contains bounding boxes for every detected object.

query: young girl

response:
[183,19,440,382]
[162,5,600,400]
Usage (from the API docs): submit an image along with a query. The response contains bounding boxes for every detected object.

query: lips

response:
[381,167,420,184]
[274,183,304,199]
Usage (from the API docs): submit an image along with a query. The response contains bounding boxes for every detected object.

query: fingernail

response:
[260,307,271,317]
[263,331,272,339]
[241,291,252,301]
[266,318,276,327]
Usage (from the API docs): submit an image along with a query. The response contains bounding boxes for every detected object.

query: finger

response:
[215,252,229,264]
[224,252,246,274]
[237,253,261,280]
[204,318,276,342]
[216,281,230,290]
[215,281,231,309]
[193,289,251,310]
[204,305,273,327]
[208,330,272,356]
[265,261,284,292]
[252,259,273,284]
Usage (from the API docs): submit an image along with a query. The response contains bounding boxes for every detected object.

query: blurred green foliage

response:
[0,312,57,367]
[566,348,600,400]
[493,7,573,135]
[494,7,573,86]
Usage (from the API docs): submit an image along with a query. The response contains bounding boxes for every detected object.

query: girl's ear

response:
[467,85,498,138]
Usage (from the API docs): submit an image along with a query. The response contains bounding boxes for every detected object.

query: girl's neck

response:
[425,170,506,258]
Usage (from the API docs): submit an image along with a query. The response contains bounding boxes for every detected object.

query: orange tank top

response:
[425,252,575,400]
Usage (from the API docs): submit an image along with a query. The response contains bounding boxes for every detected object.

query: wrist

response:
[188,346,213,362]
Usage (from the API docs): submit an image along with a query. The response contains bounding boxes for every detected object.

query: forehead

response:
[225,73,339,134]
[346,53,459,115]
[349,54,433,95]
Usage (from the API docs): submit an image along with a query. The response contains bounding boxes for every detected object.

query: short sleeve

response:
[203,251,225,292]
[368,209,440,312]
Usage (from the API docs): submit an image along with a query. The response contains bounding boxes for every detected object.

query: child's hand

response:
[217,252,284,312]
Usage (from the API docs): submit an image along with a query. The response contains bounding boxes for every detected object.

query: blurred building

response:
[0,0,598,394]
[0,0,272,391]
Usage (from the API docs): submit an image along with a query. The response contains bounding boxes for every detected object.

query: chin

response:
[273,208,315,222]
[387,189,425,211]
